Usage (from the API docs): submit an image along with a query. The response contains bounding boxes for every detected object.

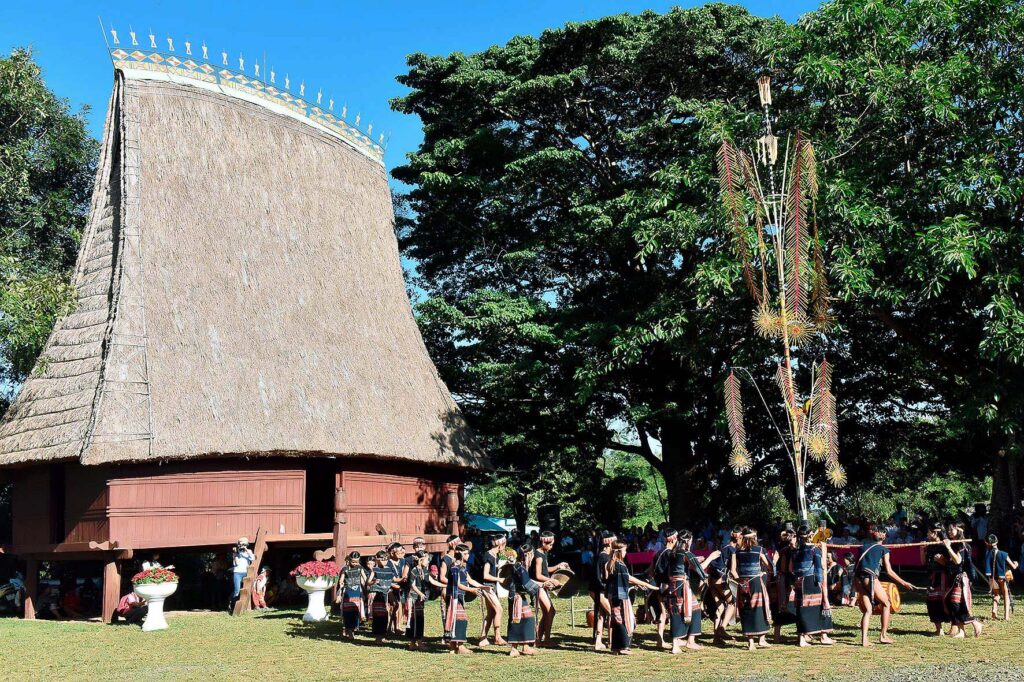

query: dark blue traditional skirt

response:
[506,593,536,644]
[405,597,425,640]
[667,576,701,639]
[370,592,389,636]
[737,576,771,637]
[342,592,363,631]
[610,597,635,650]
[926,571,949,624]
[444,595,468,643]
[793,574,832,635]
[945,573,975,626]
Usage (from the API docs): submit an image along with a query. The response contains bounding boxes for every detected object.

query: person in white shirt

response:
[230,537,256,609]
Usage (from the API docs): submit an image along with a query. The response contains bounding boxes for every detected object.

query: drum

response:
[585,609,595,628]
[864,581,901,615]
[547,567,576,598]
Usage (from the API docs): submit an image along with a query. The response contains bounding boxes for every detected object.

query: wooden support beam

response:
[330,486,348,606]
[23,559,38,620]
[102,558,121,624]
[446,490,460,535]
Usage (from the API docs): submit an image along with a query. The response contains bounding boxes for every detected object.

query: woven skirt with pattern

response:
[945,573,975,626]
[444,595,468,643]
[737,576,771,637]
[793,575,832,635]
[610,597,635,651]
[926,571,949,624]
[506,594,536,645]
[404,598,425,640]
[342,594,363,631]
[370,593,389,636]
[667,577,701,639]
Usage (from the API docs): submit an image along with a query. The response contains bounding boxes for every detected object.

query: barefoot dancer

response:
[855,525,918,646]
[479,533,508,647]
[368,550,395,643]
[652,528,677,649]
[710,526,740,646]
[923,523,951,636]
[506,543,541,657]
[791,523,835,647]
[985,534,1018,621]
[590,530,615,651]
[338,551,367,638]
[532,531,569,647]
[605,540,658,655]
[667,530,719,653]
[404,550,429,650]
[386,543,405,633]
[943,522,982,639]
[771,525,797,643]
[731,527,773,651]
[444,544,481,654]
[437,534,460,645]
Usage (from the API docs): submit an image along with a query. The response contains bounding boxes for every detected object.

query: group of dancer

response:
[325,521,1016,656]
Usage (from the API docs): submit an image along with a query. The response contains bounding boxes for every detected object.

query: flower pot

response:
[134,581,178,632]
[296,576,336,622]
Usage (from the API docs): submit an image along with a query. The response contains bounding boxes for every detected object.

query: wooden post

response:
[232,528,268,617]
[23,559,38,620]
[446,490,460,535]
[102,558,121,624]
[331,487,348,607]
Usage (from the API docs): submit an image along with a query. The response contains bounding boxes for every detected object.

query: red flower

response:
[289,560,341,580]
[131,567,179,585]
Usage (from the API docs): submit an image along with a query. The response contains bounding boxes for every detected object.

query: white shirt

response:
[233,549,255,574]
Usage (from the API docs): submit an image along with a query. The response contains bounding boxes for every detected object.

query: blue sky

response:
[1,1,820,179]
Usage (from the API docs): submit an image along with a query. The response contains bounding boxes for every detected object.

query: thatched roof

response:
[0,69,484,470]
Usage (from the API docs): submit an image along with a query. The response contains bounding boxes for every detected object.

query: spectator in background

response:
[116,591,147,624]
[252,567,270,609]
[971,504,989,542]
[230,537,255,610]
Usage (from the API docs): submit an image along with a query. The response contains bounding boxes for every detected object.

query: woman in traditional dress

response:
[506,542,541,656]
[444,544,481,654]
[730,527,773,651]
[771,525,797,643]
[667,530,719,653]
[943,522,983,638]
[923,522,950,636]
[710,526,740,647]
[479,533,508,647]
[368,550,396,643]
[854,525,918,646]
[604,540,658,655]
[590,530,615,651]
[337,551,367,638]
[404,550,430,650]
[437,534,460,644]
[791,523,835,647]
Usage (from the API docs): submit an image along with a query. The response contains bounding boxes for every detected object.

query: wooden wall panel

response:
[11,467,50,548]
[342,469,460,538]
[63,463,109,544]
[108,467,305,548]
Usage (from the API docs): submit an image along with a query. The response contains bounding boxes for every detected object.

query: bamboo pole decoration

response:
[716,75,844,520]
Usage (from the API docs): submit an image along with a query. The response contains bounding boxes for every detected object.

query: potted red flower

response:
[132,568,180,631]
[290,560,340,622]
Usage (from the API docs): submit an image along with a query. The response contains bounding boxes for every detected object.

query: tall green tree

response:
[392,5,792,526]
[791,0,1024,532]
[1,48,97,410]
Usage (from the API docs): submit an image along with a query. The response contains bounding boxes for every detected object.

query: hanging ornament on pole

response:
[716,75,844,521]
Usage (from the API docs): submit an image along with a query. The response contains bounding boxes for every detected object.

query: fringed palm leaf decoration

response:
[783,133,816,329]
[716,140,759,304]
[716,76,844,519]
[724,371,751,473]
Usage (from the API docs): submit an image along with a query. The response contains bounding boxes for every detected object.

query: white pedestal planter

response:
[134,581,178,632]
[297,576,335,622]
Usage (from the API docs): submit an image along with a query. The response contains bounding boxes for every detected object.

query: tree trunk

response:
[511,491,529,535]
[989,443,1021,539]
[660,424,704,529]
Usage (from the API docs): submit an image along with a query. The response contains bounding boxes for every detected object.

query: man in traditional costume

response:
[923,523,951,636]
[854,525,918,646]
[730,528,773,651]
[771,524,797,643]
[531,531,569,648]
[506,542,541,656]
[709,526,740,646]
[650,528,676,648]
[791,523,835,646]
[985,534,1018,621]
[437,534,461,643]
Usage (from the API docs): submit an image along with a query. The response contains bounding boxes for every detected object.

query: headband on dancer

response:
[347,551,361,561]
[519,542,534,555]
[663,528,678,539]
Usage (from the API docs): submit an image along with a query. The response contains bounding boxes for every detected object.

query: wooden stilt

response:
[102,558,121,624]
[23,559,38,620]
[330,487,348,606]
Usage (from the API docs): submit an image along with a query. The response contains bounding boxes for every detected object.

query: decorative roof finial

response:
[221,49,228,66]
[148,29,156,50]
[299,81,305,97]
[317,89,322,105]
[341,104,347,118]
[379,133,385,145]
[254,60,260,77]
[110,25,119,45]
[285,73,290,89]
[167,36,175,52]
[185,39,192,56]
[202,42,208,60]
[329,98,334,111]
[355,113,361,126]
[129,26,138,46]
[239,53,245,71]
[367,123,372,136]
[270,68,276,84]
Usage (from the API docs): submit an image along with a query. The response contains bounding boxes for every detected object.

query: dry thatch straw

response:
[0,72,484,470]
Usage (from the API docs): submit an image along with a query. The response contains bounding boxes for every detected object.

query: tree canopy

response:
[392,0,1023,529]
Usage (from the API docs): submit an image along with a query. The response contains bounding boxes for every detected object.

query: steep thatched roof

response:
[0,69,483,470]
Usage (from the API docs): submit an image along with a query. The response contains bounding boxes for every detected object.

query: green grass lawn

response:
[3,594,1023,681]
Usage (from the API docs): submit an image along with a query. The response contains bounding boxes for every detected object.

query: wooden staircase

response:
[231,527,268,616]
